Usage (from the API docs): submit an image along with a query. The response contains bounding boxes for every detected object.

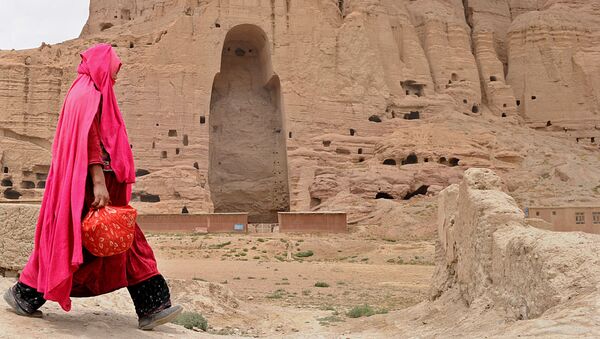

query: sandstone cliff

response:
[1,0,599,231]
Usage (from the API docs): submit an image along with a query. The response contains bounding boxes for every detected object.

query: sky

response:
[0,0,90,50]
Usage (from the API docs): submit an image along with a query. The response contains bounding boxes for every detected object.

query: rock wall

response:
[433,168,600,320]
[0,204,39,274]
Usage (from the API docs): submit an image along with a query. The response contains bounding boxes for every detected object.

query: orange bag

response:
[82,205,137,257]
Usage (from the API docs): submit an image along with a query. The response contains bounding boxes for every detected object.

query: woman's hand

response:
[89,164,110,209]
[92,182,111,209]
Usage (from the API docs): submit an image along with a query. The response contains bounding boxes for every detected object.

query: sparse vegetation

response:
[314,281,330,288]
[317,315,345,325]
[346,305,388,318]
[266,289,287,299]
[294,250,314,258]
[171,311,208,331]
[208,241,231,249]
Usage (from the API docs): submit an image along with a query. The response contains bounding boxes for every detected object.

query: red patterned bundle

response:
[82,205,137,257]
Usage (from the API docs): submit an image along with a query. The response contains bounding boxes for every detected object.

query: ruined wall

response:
[433,168,600,320]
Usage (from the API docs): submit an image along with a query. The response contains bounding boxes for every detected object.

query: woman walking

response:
[3,44,182,330]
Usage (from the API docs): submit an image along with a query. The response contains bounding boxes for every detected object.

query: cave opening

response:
[375,192,394,200]
[402,153,418,165]
[369,115,382,123]
[404,185,429,200]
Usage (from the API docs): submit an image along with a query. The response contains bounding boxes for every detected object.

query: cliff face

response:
[1,0,599,226]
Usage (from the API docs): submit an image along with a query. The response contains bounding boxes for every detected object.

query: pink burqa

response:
[20,44,137,311]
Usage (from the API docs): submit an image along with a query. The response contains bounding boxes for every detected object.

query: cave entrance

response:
[209,24,290,223]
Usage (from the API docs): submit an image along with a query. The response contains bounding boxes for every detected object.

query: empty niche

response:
[37,181,46,189]
[404,111,420,120]
[471,105,479,114]
[288,132,292,139]
[100,23,114,31]
[516,100,521,106]
[168,130,178,137]
[501,113,507,118]
[451,73,458,82]
[136,169,150,177]
[323,140,331,147]
[335,148,351,155]
[176,148,180,155]
[592,137,596,143]
[200,116,206,124]
[449,157,460,167]
[209,24,291,223]
[369,115,382,123]
[129,42,134,48]
[358,157,365,162]
[546,121,552,127]
[350,129,356,136]
[182,206,189,214]
[439,157,448,165]
[402,153,418,165]
[20,181,35,189]
[489,75,497,82]
[3,189,21,200]
[161,151,167,158]
[531,96,537,100]
[358,148,363,154]
[121,9,131,20]
[193,162,199,169]
[310,197,322,209]
[1,179,12,187]
[383,159,397,166]
[424,158,429,163]
[152,141,156,149]
[463,99,468,104]
[401,80,425,97]
[375,192,394,200]
[404,185,429,200]
[183,135,189,146]
[3,167,8,174]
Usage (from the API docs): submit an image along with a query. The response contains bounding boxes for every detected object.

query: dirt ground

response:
[0,230,435,338]
[149,230,435,336]
[150,231,434,310]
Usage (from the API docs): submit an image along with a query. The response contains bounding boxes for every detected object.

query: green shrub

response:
[294,250,314,258]
[346,305,388,318]
[314,281,330,288]
[171,311,208,331]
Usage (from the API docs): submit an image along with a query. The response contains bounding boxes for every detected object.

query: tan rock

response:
[0,204,38,273]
